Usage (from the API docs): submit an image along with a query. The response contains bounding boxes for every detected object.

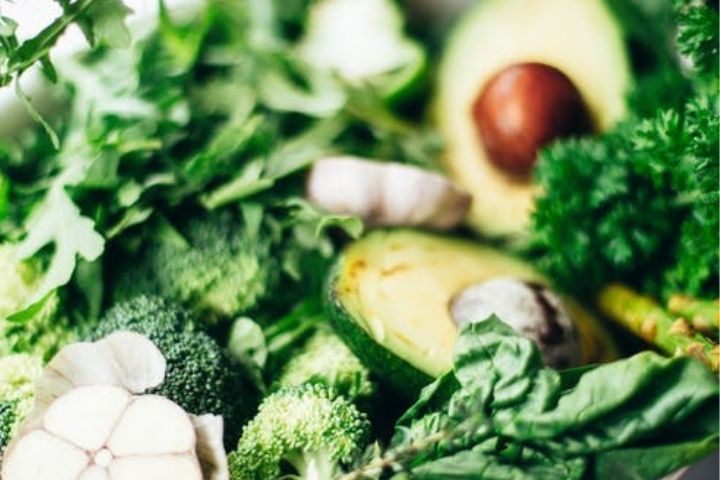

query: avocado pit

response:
[471,62,591,176]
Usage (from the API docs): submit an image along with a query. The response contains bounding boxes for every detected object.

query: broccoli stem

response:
[666,295,719,337]
[285,449,336,480]
[598,284,718,371]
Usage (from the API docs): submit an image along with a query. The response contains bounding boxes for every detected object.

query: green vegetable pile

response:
[0,0,717,479]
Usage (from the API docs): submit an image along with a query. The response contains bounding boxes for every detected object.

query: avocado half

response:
[436,0,631,237]
[327,230,618,396]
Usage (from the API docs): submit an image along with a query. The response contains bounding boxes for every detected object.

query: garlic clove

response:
[43,385,130,451]
[107,395,196,456]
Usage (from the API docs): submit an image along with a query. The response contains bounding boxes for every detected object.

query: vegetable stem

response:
[1,0,99,87]
[598,284,719,371]
[667,295,719,337]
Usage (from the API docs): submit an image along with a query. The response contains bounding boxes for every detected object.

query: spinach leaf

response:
[349,318,719,480]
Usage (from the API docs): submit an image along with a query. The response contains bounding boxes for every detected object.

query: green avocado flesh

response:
[436,0,631,237]
[328,230,617,394]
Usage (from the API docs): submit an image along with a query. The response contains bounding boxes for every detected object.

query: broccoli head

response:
[89,295,259,446]
[0,353,42,454]
[274,327,375,401]
[0,244,77,361]
[228,384,371,480]
[113,211,277,323]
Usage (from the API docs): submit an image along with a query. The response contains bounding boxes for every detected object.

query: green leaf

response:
[228,317,268,369]
[0,173,8,222]
[16,187,104,304]
[410,446,586,480]
[80,0,133,48]
[14,79,59,149]
[377,318,719,479]
[593,435,719,480]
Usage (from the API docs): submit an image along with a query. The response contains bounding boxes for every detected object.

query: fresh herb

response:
[531,1,718,301]
[0,0,434,317]
[0,0,132,87]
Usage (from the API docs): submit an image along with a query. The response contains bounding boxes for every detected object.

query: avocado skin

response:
[326,261,433,400]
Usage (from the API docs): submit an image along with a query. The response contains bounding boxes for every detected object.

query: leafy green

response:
[344,318,718,479]
[532,92,718,299]
[0,0,432,305]
[16,186,104,304]
[531,1,719,300]
[674,0,719,84]
[0,0,132,85]
[0,244,80,360]
[0,0,132,144]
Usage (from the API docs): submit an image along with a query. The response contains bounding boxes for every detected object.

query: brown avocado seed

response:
[471,62,591,176]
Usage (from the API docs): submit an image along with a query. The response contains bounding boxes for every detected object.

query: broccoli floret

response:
[0,245,77,361]
[274,327,375,401]
[0,246,37,317]
[228,384,371,480]
[113,211,277,323]
[0,354,42,454]
[89,295,259,446]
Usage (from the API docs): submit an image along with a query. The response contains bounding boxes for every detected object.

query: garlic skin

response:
[451,278,581,369]
[307,156,471,230]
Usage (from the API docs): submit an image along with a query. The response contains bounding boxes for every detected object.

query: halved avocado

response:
[327,230,618,396]
[436,0,631,237]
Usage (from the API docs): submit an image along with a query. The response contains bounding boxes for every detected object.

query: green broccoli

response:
[89,295,259,446]
[0,354,42,455]
[0,245,77,361]
[113,211,277,323]
[274,327,375,401]
[228,384,371,480]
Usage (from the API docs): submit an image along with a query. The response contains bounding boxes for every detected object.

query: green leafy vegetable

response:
[0,0,132,87]
[345,318,718,479]
[531,1,718,300]
[0,244,79,361]
[0,0,431,305]
[16,186,104,304]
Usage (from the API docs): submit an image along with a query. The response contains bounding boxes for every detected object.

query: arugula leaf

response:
[0,0,132,88]
[16,186,104,304]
